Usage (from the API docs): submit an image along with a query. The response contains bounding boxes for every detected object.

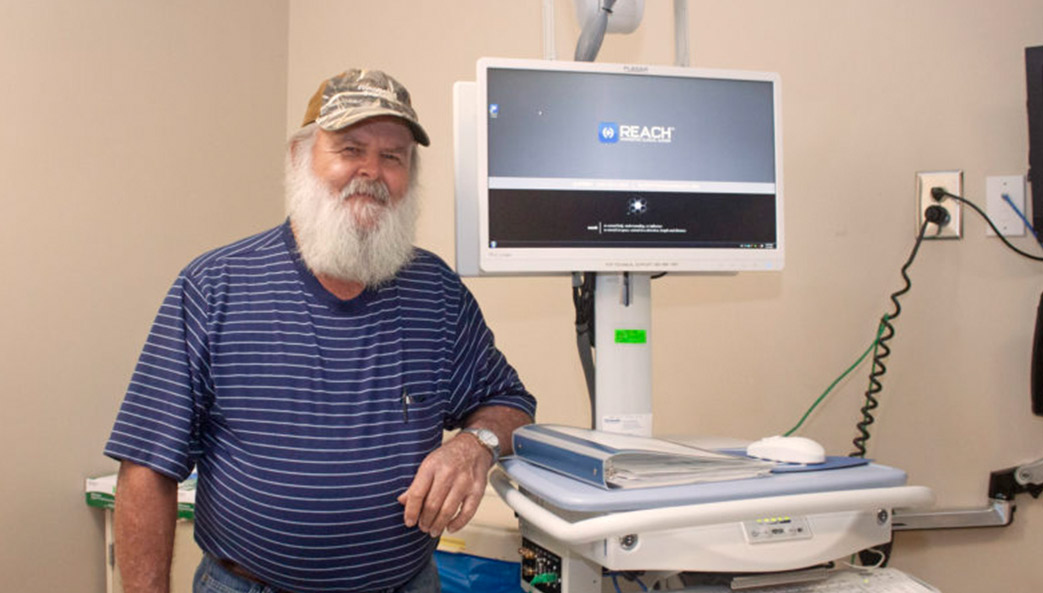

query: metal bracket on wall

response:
[891,456,1043,531]
[892,498,1014,530]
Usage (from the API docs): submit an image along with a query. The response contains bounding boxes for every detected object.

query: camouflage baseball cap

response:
[301,69,430,146]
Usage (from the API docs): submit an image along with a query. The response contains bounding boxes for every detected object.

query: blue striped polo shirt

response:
[104,221,536,592]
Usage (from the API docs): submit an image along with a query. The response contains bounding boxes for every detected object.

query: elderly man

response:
[105,69,536,593]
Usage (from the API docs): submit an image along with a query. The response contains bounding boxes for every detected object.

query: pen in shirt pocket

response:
[401,389,425,423]
[401,389,412,423]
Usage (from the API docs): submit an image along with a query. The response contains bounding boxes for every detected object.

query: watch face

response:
[477,429,498,448]
[464,428,500,462]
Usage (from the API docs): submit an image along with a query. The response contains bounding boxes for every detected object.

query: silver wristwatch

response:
[460,428,501,464]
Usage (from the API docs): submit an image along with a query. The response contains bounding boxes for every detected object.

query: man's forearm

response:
[114,460,178,593]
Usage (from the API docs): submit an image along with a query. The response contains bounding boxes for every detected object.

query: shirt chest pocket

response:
[397,368,445,428]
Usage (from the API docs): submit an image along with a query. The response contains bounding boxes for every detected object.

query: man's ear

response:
[288,125,319,168]
[289,136,303,164]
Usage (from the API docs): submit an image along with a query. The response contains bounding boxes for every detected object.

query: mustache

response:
[340,178,391,205]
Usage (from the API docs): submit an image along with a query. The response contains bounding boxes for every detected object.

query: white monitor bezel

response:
[474,57,784,274]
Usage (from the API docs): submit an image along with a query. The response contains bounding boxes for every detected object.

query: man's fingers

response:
[416,477,453,534]
[399,467,434,528]
[425,470,486,536]
[446,491,482,533]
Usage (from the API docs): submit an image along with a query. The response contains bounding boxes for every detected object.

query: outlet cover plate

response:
[916,170,963,239]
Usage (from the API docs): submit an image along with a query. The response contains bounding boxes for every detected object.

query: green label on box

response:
[615,329,647,344]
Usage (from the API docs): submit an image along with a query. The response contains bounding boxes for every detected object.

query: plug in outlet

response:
[916,170,963,239]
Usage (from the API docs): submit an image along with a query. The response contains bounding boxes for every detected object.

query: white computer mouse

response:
[746,435,827,464]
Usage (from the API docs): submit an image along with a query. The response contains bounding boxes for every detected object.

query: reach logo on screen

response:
[598,121,675,144]
[598,122,619,143]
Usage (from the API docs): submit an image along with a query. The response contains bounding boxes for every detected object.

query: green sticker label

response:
[615,329,647,344]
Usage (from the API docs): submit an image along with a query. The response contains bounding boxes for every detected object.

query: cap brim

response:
[315,107,430,146]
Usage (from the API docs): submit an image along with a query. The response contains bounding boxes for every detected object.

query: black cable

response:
[572,272,596,347]
[850,208,943,457]
[572,272,597,426]
[932,187,1043,262]
[850,187,1041,455]
[856,544,891,569]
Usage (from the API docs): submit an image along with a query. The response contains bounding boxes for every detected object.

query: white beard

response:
[285,143,418,287]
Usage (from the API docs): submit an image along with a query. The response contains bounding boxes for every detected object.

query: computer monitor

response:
[462,57,784,275]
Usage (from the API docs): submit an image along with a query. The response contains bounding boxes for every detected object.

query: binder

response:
[511,424,773,489]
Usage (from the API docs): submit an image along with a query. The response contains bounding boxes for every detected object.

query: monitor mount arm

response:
[892,455,1043,531]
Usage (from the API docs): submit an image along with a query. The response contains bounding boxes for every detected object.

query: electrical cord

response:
[783,321,887,437]
[800,188,1040,450]
[606,571,649,592]
[849,207,944,457]
[931,187,1043,262]
[572,272,596,347]
[527,572,558,592]
[572,272,597,427]
[846,547,888,570]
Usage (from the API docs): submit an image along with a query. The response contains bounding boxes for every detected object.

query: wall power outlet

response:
[916,170,963,239]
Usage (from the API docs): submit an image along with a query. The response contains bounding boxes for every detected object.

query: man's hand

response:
[397,432,493,537]
[398,405,532,537]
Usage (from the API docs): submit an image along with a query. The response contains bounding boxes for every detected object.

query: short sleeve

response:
[445,284,536,427]
[103,272,211,481]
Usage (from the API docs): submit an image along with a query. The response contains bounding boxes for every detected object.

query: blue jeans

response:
[192,554,441,593]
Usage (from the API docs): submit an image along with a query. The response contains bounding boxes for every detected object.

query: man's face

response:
[285,117,420,287]
[309,116,414,227]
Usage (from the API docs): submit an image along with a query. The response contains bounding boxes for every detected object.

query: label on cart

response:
[599,414,652,436]
[742,515,813,544]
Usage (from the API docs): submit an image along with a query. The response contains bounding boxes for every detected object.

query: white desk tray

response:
[493,459,934,546]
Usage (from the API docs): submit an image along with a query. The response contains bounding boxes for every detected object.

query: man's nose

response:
[355,152,382,179]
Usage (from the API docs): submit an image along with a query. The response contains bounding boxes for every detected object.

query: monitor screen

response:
[473,57,784,274]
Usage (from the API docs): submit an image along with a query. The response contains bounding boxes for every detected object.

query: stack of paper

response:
[511,424,773,489]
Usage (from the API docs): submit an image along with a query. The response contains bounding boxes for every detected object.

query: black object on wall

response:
[1033,292,1043,416]
[1028,46,1043,232]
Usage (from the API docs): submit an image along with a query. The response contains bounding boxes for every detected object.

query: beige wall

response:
[4,0,1043,591]
[287,1,1043,591]
[0,1,289,590]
